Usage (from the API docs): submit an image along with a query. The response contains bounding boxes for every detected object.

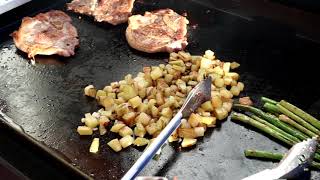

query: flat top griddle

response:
[1,0,320,179]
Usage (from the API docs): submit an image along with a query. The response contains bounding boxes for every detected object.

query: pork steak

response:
[67,0,135,25]
[126,9,189,53]
[12,10,79,59]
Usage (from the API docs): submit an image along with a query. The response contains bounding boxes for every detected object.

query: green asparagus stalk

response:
[279,114,317,138]
[276,104,320,134]
[244,149,320,170]
[231,112,296,146]
[279,100,320,130]
[250,114,300,143]
[263,102,281,114]
[233,104,309,140]
[261,97,278,105]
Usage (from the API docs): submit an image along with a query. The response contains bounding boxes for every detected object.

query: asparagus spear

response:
[244,149,320,170]
[261,97,278,105]
[250,114,300,143]
[233,104,309,140]
[279,114,317,138]
[263,102,281,115]
[279,100,320,130]
[231,112,296,146]
[276,104,320,134]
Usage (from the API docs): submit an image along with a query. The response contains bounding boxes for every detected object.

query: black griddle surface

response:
[1,0,320,179]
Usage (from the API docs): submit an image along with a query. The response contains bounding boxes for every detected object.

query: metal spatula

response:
[122,77,212,180]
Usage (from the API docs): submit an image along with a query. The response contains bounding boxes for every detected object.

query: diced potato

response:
[197,68,206,82]
[159,116,170,126]
[137,103,149,113]
[150,105,159,117]
[220,89,233,100]
[214,107,228,120]
[201,101,214,112]
[230,61,240,69]
[225,72,239,81]
[168,135,179,142]
[230,86,240,96]
[214,77,224,88]
[200,57,213,69]
[176,79,187,93]
[135,112,151,126]
[100,111,112,118]
[134,123,146,137]
[155,119,163,130]
[103,86,113,93]
[119,135,134,148]
[119,126,133,137]
[96,90,107,100]
[110,123,126,133]
[164,74,174,84]
[178,51,191,61]
[194,127,205,137]
[223,76,233,86]
[161,107,173,119]
[118,85,137,101]
[211,96,223,108]
[200,116,216,125]
[222,101,233,112]
[85,115,99,128]
[147,99,156,107]
[134,137,150,146]
[108,139,122,152]
[122,112,136,126]
[237,82,245,91]
[89,138,99,153]
[181,138,197,148]
[230,80,237,86]
[181,119,191,129]
[101,96,114,109]
[81,118,86,123]
[107,93,116,99]
[115,103,130,117]
[84,85,97,98]
[146,123,158,135]
[114,97,125,105]
[77,126,93,135]
[150,67,163,80]
[212,66,224,76]
[128,96,142,108]
[204,50,215,60]
[99,124,107,135]
[188,113,201,127]
[223,62,231,74]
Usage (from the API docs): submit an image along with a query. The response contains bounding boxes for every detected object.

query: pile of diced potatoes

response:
[78,50,244,153]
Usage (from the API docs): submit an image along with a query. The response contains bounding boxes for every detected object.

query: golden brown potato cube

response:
[134,137,150,146]
[146,123,158,135]
[156,92,164,106]
[135,112,151,126]
[85,115,99,128]
[114,97,125,105]
[137,103,149,113]
[119,135,134,148]
[200,57,213,69]
[118,85,137,101]
[150,67,163,80]
[200,116,216,126]
[223,76,233,86]
[188,113,201,127]
[214,77,224,88]
[89,138,99,153]
[159,116,170,126]
[222,101,233,112]
[96,90,107,100]
[225,72,239,81]
[212,66,224,76]
[181,138,197,148]
[134,123,146,137]
[115,103,130,117]
[223,62,231,74]
[237,82,245,91]
[150,105,159,118]
[77,126,93,135]
[204,50,215,60]
[214,107,228,120]
[108,139,122,152]
[230,86,240,96]
[128,96,142,108]
[230,61,240,69]
[107,93,116,99]
[168,135,179,142]
[99,124,107,135]
[101,96,114,109]
[155,119,163,130]
[220,89,233,100]
[119,126,133,137]
[161,107,173,119]
[180,119,191,129]
[201,101,214,112]
[103,86,113,93]
[110,123,126,133]
[122,112,136,127]
[84,85,97,98]
[194,127,205,137]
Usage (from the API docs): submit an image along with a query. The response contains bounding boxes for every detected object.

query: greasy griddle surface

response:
[1,0,320,179]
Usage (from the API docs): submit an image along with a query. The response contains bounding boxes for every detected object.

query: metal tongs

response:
[243,137,319,180]
[122,77,212,180]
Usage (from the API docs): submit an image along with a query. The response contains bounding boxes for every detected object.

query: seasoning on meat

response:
[12,10,79,59]
[67,0,135,25]
[126,9,189,53]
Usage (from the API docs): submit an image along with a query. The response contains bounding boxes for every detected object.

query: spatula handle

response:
[122,111,183,180]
